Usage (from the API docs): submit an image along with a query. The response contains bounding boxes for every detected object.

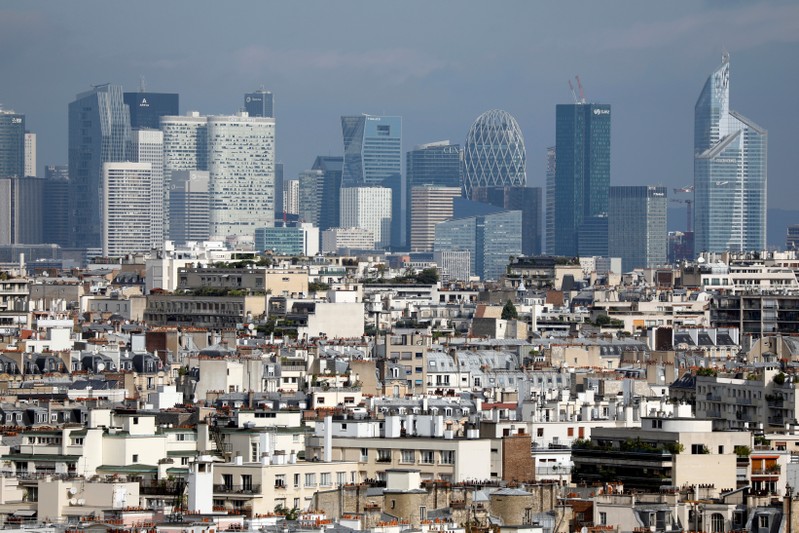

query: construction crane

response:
[672,186,695,233]
[568,76,587,104]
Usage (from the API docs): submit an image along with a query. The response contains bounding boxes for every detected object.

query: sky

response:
[1,1,798,208]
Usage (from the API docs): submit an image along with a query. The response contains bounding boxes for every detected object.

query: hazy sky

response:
[2,1,798,207]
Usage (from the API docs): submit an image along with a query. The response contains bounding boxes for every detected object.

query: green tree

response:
[415,267,439,284]
[501,300,518,320]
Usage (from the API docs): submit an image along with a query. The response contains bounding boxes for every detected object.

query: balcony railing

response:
[213,484,262,494]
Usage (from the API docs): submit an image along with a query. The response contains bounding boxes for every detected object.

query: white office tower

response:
[131,129,165,249]
[207,113,275,240]
[321,227,375,253]
[284,178,300,215]
[103,162,153,256]
[340,187,392,249]
[410,185,461,252]
[161,112,208,237]
[24,132,36,177]
[169,170,210,244]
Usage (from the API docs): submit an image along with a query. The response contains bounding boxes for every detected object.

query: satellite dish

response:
[96,362,105,372]
[77,498,85,506]
[69,498,77,506]
[68,487,77,496]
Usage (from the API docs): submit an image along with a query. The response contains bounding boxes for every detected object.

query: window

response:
[420,506,427,520]
[242,475,253,491]
[440,450,455,465]
[537,428,544,437]
[223,474,233,489]
[294,473,300,487]
[337,472,347,485]
[420,451,434,464]
[360,448,368,461]
[401,450,415,464]
[759,515,769,529]
[567,428,574,437]
[132,454,139,463]
[305,473,316,486]
[599,512,607,526]
[320,473,332,486]
[274,475,285,489]
[377,449,391,462]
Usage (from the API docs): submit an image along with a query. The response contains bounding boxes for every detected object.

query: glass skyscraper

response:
[341,114,402,247]
[311,156,343,231]
[245,89,274,118]
[694,53,767,253]
[0,110,25,179]
[553,103,611,257]
[123,92,179,130]
[609,186,667,272]
[68,84,131,249]
[462,110,526,199]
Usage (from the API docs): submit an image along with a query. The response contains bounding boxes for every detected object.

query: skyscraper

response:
[553,103,611,257]
[244,89,274,118]
[103,162,153,256]
[472,186,542,256]
[340,187,392,249]
[42,165,70,246]
[0,109,25,178]
[169,170,210,245]
[311,156,343,231]
[609,186,668,271]
[24,133,35,177]
[544,146,556,254]
[410,185,462,252]
[341,115,402,247]
[131,129,164,249]
[124,91,179,129]
[207,113,276,240]
[274,162,284,217]
[462,109,526,199]
[0,176,42,245]
[406,141,462,240]
[68,84,131,249]
[694,53,767,253]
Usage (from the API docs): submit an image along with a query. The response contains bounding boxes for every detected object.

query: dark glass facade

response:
[311,156,343,231]
[472,185,542,256]
[42,165,70,246]
[123,92,179,130]
[244,90,274,118]
[553,103,611,257]
[68,84,131,249]
[0,112,25,179]
[609,186,667,271]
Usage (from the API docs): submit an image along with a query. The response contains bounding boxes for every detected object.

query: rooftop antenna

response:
[139,75,147,93]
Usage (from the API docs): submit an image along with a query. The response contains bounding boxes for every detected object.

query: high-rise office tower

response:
[103,162,153,256]
[42,165,70,246]
[298,170,324,227]
[283,178,300,216]
[462,109,526,199]
[0,109,25,178]
[544,146,556,254]
[68,84,131,249]
[207,113,275,240]
[169,170,210,244]
[124,91,179,129]
[609,186,668,271]
[24,133,35,177]
[472,186,542,256]
[553,103,611,257]
[131,129,165,249]
[0,176,43,245]
[406,141,462,244]
[694,53,767,253]
[244,89,274,118]
[434,210,522,281]
[311,156,343,231]
[161,112,209,233]
[410,185,462,252]
[274,162,284,217]
[341,115,402,246]
[340,187,392,249]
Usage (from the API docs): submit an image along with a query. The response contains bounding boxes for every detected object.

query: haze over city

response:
[2,0,798,208]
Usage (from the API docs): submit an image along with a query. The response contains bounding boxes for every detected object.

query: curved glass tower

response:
[463,109,526,199]
[694,53,767,253]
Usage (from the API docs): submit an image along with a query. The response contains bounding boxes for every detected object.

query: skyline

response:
[1,1,798,208]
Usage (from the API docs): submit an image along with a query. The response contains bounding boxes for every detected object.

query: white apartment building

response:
[321,227,374,252]
[340,187,392,248]
[102,162,153,256]
[131,129,165,248]
[207,113,276,240]
[284,178,300,215]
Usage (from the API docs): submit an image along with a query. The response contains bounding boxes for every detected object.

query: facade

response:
[0,176,43,245]
[321,227,375,253]
[68,84,131,249]
[0,110,25,179]
[255,223,319,256]
[340,187,392,249]
[433,250,471,282]
[406,141,462,242]
[787,225,799,251]
[435,210,522,281]
[131,129,165,249]
[462,110,526,199]
[472,186,542,256]
[410,186,461,252]
[123,92,179,129]
[207,113,276,240]
[298,171,323,227]
[553,103,611,257]
[102,162,153,256]
[168,170,210,244]
[694,53,767,253]
[311,156,343,231]
[283,178,300,216]
[42,165,70,246]
[576,215,608,258]
[24,132,35,177]
[244,89,274,118]
[341,115,402,246]
[544,146,556,254]
[609,186,668,272]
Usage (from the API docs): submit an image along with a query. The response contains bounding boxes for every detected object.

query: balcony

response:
[752,466,781,476]
[213,484,262,494]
